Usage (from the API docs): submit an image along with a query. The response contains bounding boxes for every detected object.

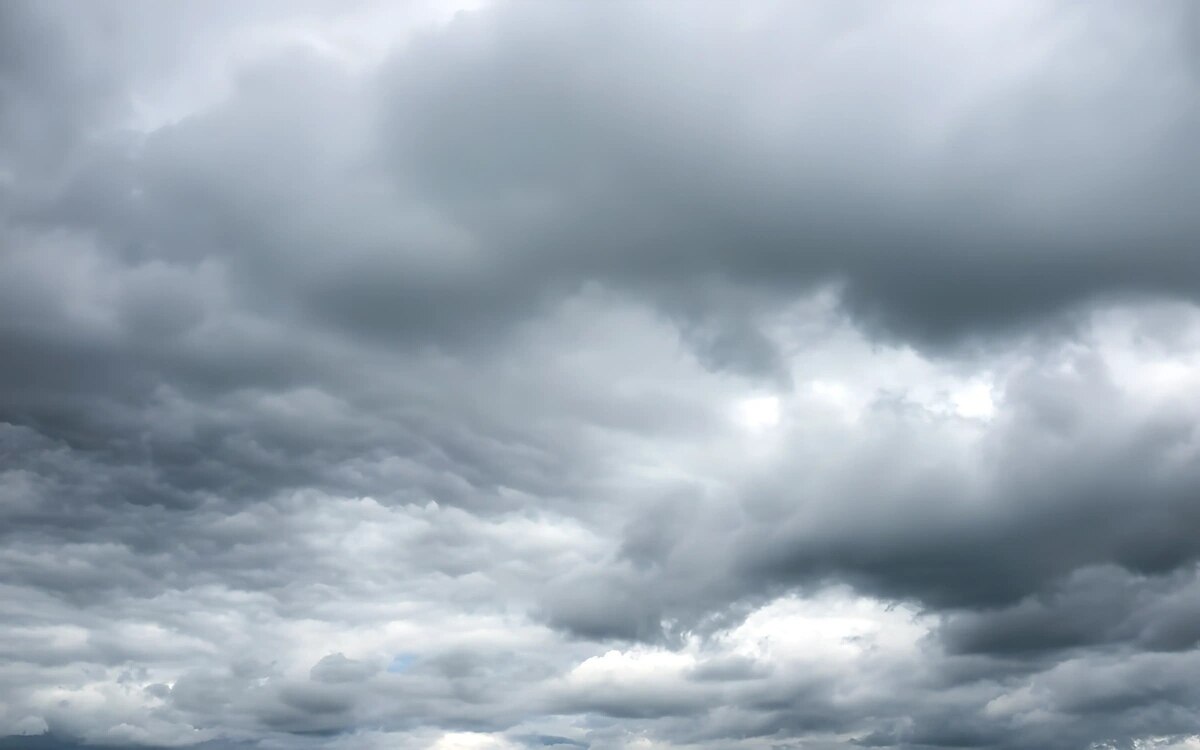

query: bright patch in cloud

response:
[429,732,521,750]
[952,380,996,419]
[733,395,781,431]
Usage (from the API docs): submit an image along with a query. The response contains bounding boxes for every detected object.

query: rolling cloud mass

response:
[2,2,1200,749]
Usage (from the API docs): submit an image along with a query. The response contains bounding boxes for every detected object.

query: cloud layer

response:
[3,2,1200,749]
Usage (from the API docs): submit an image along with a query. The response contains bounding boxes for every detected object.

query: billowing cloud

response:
[3,1,1200,749]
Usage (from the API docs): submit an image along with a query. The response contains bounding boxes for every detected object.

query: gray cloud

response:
[3,1,1200,749]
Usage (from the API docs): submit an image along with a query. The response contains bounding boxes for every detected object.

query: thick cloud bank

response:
[3,2,1200,749]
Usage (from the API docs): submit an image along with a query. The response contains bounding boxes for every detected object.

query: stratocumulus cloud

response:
[2,2,1200,749]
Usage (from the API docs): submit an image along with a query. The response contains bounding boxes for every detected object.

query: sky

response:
[2,1,1200,749]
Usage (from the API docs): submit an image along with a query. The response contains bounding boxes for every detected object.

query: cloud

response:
[3,1,1200,749]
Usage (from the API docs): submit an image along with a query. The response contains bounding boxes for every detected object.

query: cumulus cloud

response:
[3,1,1200,749]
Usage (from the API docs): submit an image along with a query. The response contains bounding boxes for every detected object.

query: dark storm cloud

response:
[745,351,1200,604]
[371,0,1200,345]
[3,1,1200,749]
[8,1,1200,372]
[939,565,1200,656]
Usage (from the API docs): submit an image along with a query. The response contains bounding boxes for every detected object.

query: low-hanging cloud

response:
[3,1,1200,749]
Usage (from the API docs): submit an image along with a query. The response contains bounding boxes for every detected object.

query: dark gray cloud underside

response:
[3,2,1200,750]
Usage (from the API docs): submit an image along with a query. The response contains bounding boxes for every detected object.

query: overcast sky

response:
[3,1,1200,749]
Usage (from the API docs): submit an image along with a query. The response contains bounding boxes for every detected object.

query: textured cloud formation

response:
[3,2,1200,749]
